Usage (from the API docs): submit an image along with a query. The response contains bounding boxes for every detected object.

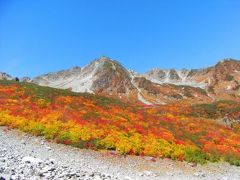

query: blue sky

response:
[0,0,240,78]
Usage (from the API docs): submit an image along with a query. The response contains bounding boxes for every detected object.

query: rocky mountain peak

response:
[20,77,31,82]
[0,72,12,80]
[214,58,240,72]
[144,68,193,86]
[95,56,112,62]
[32,56,134,95]
[90,57,135,95]
[71,66,81,71]
[6,57,240,105]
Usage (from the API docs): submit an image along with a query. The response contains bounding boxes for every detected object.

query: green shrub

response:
[184,148,209,164]
[208,152,221,162]
[224,155,240,166]
[31,124,45,136]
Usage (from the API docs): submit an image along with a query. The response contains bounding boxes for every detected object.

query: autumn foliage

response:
[0,80,240,165]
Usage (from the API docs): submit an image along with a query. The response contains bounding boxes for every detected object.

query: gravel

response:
[0,127,240,180]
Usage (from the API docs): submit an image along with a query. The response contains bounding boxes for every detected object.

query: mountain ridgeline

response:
[1,57,240,105]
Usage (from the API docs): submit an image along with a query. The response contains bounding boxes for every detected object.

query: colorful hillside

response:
[0,80,240,165]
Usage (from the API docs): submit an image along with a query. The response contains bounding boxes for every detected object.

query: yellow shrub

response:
[69,126,92,141]
[99,131,121,150]
[143,135,185,159]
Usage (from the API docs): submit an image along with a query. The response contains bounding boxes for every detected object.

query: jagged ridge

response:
[2,57,240,105]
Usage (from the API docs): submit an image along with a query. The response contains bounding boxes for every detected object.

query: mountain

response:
[144,59,240,89]
[32,57,136,101]
[20,76,31,82]
[0,72,12,80]
[32,57,240,105]
[144,59,240,102]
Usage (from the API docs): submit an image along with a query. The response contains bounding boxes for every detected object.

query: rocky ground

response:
[0,127,240,180]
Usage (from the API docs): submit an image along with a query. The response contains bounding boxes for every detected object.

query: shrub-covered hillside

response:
[0,80,240,165]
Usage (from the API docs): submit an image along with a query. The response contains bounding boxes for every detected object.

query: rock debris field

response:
[0,127,240,180]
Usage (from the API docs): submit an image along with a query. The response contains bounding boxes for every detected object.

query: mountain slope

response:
[145,59,240,101]
[0,80,240,165]
[31,57,240,104]
[33,57,135,97]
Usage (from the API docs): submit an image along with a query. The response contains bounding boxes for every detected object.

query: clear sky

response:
[0,0,240,78]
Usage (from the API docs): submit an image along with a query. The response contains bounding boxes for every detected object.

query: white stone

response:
[46,146,52,150]
[143,170,154,176]
[0,174,11,180]
[22,156,43,164]
[123,176,133,180]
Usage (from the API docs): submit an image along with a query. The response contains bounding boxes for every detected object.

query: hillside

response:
[2,57,239,105]
[30,57,240,105]
[0,80,240,165]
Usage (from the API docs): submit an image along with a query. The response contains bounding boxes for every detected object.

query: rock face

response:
[20,77,31,82]
[32,66,84,91]
[144,69,194,86]
[133,77,211,104]
[90,58,135,97]
[0,72,12,80]
[13,57,240,104]
[32,57,137,101]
